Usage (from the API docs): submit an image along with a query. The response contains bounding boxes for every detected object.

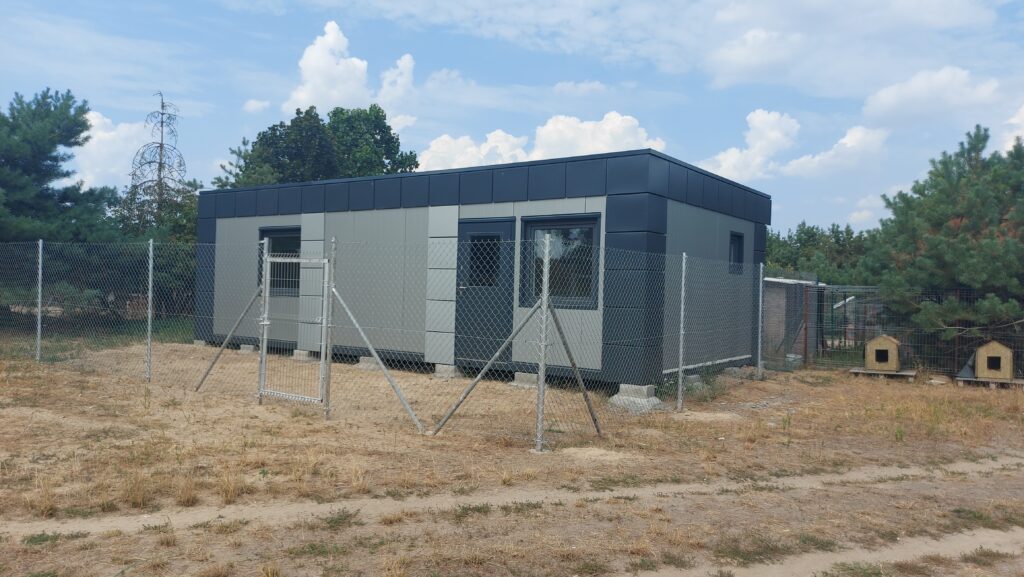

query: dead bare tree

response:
[116,92,197,238]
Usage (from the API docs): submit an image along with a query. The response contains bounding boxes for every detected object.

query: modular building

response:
[195,149,771,385]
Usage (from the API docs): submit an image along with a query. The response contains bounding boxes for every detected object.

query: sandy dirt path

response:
[637,527,1024,577]
[4,454,1022,539]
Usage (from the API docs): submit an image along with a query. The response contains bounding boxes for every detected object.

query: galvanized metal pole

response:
[756,262,765,380]
[35,239,42,362]
[319,238,335,419]
[433,301,543,435]
[676,253,687,411]
[257,238,270,404]
[331,286,425,433]
[534,234,551,453]
[146,239,154,383]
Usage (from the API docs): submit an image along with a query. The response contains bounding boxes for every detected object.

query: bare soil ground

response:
[1,343,1023,576]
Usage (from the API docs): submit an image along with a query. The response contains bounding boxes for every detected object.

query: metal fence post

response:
[534,234,551,453]
[35,239,42,362]
[676,253,687,411]
[319,238,335,419]
[257,238,270,404]
[146,239,154,382]
[756,261,765,380]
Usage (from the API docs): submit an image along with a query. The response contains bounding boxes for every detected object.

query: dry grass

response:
[1,349,1024,576]
[176,475,198,507]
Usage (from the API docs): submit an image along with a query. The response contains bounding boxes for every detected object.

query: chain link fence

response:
[0,238,771,448]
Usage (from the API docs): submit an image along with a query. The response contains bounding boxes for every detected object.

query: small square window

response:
[875,349,889,364]
[987,356,1002,371]
[729,232,744,274]
[521,216,599,309]
[260,227,301,297]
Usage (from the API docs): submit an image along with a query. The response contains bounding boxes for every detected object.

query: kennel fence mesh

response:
[0,239,776,447]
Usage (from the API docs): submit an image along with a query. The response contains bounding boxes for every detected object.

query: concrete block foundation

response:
[292,349,315,361]
[355,356,379,370]
[238,344,256,355]
[512,372,538,388]
[433,364,461,379]
[609,384,665,414]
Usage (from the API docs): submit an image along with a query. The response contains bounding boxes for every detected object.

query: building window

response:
[260,227,301,297]
[465,234,502,287]
[521,216,599,309]
[729,232,744,274]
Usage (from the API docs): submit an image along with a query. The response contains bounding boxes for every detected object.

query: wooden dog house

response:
[865,335,900,372]
[976,340,1013,381]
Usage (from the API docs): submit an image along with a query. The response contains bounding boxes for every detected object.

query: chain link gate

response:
[256,246,333,417]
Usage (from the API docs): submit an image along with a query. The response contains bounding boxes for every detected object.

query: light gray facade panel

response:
[425,299,456,333]
[297,322,321,352]
[427,239,457,269]
[427,205,459,237]
[299,267,323,296]
[425,331,455,365]
[301,213,325,240]
[512,197,587,219]
[426,268,457,301]
[214,216,299,340]
[459,202,515,219]
[325,207,429,355]
[299,240,324,258]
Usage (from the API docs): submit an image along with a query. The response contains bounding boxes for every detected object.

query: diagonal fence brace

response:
[547,304,602,437]
[331,286,425,434]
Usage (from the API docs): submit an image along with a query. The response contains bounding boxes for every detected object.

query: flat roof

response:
[199,149,772,225]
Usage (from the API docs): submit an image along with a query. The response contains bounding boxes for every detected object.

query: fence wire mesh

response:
[0,239,775,448]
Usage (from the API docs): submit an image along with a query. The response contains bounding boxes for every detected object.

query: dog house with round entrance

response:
[975,340,1013,381]
[865,335,900,372]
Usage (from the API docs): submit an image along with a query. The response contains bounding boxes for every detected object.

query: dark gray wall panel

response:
[278,186,301,215]
[494,167,528,202]
[374,179,401,209]
[647,156,669,197]
[429,173,459,205]
[605,193,667,234]
[754,223,767,252]
[235,190,257,217]
[604,269,665,308]
[257,189,278,215]
[198,194,216,218]
[459,170,493,204]
[401,175,429,207]
[606,154,648,195]
[350,181,374,211]
[566,159,606,198]
[301,184,324,213]
[685,169,703,206]
[325,182,349,212]
[528,162,566,200]
[668,163,687,203]
[214,193,235,218]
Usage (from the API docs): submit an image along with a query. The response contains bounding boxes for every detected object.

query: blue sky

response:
[2,0,1023,232]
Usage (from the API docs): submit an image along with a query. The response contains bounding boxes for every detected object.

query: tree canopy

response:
[0,89,119,242]
[867,127,1024,336]
[213,104,417,188]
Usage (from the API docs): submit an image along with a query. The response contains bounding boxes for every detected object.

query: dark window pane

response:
[466,234,501,287]
[729,233,744,274]
[531,224,596,302]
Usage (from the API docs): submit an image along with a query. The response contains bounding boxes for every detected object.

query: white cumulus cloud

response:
[1005,102,1024,150]
[699,109,799,181]
[70,111,149,189]
[418,112,665,171]
[242,99,270,113]
[863,66,999,119]
[282,21,371,113]
[782,126,889,177]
